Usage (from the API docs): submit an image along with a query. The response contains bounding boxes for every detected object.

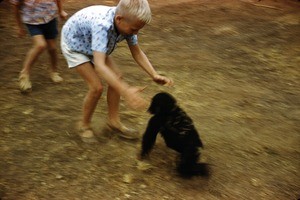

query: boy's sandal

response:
[78,127,98,143]
[106,123,139,140]
[50,72,64,83]
[19,73,32,93]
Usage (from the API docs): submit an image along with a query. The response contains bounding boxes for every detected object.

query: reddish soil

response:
[0,0,299,199]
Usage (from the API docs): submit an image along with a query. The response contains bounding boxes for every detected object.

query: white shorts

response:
[60,36,93,68]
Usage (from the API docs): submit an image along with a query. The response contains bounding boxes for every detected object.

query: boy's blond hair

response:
[116,0,152,24]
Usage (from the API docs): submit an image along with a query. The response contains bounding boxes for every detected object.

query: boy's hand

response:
[153,74,174,86]
[123,87,148,110]
[60,10,68,20]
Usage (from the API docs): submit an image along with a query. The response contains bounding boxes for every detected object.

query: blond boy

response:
[61,0,173,142]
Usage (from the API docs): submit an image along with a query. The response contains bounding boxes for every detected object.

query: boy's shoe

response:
[50,72,64,83]
[78,127,98,143]
[106,122,139,140]
[19,73,32,93]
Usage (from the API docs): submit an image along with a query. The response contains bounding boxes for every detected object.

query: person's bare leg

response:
[19,35,47,91]
[46,39,58,72]
[21,35,47,74]
[105,56,139,139]
[105,56,122,125]
[47,39,63,82]
[76,62,103,136]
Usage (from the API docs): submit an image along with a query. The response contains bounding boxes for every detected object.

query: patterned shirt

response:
[61,6,138,56]
[10,0,58,25]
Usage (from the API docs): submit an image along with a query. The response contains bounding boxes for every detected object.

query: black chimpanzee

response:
[139,92,209,177]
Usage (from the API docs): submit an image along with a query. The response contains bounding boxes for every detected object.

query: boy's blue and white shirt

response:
[62,6,138,55]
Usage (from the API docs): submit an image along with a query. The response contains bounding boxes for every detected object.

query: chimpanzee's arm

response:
[141,116,162,158]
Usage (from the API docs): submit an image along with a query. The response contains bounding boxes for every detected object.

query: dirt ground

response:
[0,0,299,199]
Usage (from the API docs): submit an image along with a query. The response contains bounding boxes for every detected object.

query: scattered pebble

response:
[251,178,261,187]
[124,194,131,198]
[137,160,153,171]
[55,174,63,179]
[22,108,34,115]
[3,127,11,133]
[123,174,133,184]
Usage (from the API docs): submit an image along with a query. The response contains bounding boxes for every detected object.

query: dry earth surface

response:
[0,0,299,199]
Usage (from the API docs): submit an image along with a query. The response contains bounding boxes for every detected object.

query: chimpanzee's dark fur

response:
[140,92,209,177]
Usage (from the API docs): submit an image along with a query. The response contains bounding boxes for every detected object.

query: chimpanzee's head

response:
[148,92,177,115]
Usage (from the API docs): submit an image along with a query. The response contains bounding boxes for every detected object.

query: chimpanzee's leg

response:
[177,146,199,177]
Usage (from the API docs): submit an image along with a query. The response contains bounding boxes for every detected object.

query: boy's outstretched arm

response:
[93,51,147,109]
[129,44,173,86]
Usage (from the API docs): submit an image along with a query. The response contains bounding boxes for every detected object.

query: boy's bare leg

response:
[105,56,139,139]
[21,35,47,74]
[107,86,121,124]
[46,39,58,72]
[105,56,122,125]
[47,39,63,82]
[76,62,103,135]
[19,35,47,91]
